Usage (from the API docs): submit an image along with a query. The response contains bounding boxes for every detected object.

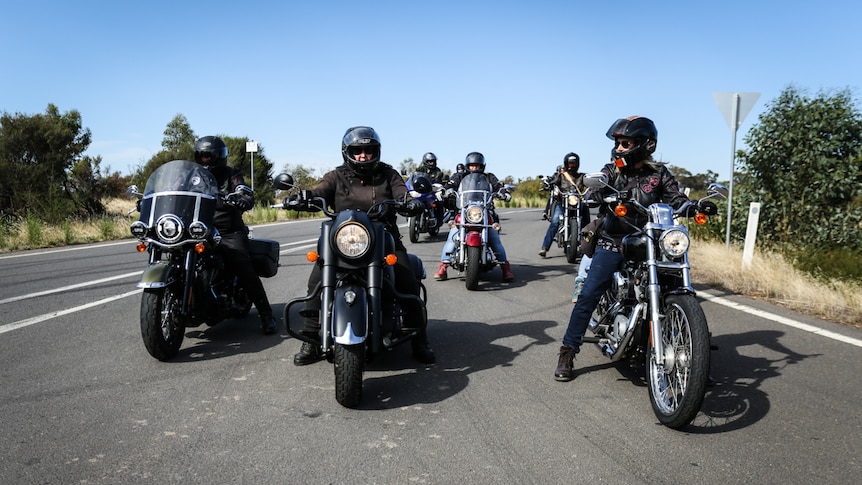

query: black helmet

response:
[465,152,485,173]
[194,136,228,169]
[563,152,580,173]
[605,116,657,167]
[422,152,438,170]
[341,126,381,174]
[456,163,466,173]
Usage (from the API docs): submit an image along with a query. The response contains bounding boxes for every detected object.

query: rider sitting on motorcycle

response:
[433,152,515,282]
[291,126,435,366]
[193,136,277,335]
[416,152,446,225]
[539,152,589,258]
[554,116,691,381]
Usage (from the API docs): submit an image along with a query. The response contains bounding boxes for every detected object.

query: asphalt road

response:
[1,209,860,484]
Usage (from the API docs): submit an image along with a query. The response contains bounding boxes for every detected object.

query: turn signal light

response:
[195,243,206,254]
[136,242,147,253]
[695,213,708,225]
[307,251,319,263]
[614,204,627,217]
[385,254,398,265]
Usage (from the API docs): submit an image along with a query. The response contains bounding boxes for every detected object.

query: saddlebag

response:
[249,238,280,278]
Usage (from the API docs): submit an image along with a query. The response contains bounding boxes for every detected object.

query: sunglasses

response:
[615,139,635,149]
[350,146,377,156]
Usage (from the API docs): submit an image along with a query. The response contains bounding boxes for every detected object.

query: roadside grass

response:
[2,197,860,327]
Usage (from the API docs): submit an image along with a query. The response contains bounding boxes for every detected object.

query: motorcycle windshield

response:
[456,173,492,209]
[139,160,218,231]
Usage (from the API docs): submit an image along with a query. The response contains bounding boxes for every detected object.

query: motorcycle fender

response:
[137,261,175,289]
[464,231,483,247]
[332,285,368,345]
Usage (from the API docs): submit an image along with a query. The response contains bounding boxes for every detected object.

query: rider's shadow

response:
[685,329,818,433]
[167,303,287,362]
[356,318,557,409]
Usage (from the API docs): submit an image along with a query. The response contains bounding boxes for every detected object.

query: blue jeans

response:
[541,204,563,250]
[440,226,508,263]
[562,247,624,350]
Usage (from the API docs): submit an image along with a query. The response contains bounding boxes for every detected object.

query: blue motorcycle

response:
[405,171,445,243]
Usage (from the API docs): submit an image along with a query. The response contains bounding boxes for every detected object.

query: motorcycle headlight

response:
[155,215,184,244]
[659,229,690,258]
[130,221,148,239]
[334,222,371,259]
[466,206,484,224]
[188,221,209,239]
[567,195,580,206]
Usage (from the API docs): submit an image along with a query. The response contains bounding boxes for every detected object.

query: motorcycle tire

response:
[408,216,420,243]
[465,245,482,291]
[647,294,710,429]
[140,288,184,361]
[565,222,580,264]
[428,224,440,237]
[334,343,365,408]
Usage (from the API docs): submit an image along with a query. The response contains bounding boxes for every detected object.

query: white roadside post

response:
[742,202,761,269]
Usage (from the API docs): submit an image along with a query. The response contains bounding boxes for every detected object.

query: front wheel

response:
[564,220,580,264]
[465,245,482,291]
[334,343,365,408]
[647,294,710,429]
[140,288,184,361]
[408,216,420,243]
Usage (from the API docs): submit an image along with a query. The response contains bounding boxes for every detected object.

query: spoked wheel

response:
[647,294,710,429]
[464,245,482,291]
[408,216,420,243]
[334,343,365,408]
[140,288,184,361]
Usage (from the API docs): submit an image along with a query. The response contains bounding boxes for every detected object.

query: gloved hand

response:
[399,199,424,216]
[135,199,142,212]
[697,199,718,216]
[444,188,456,199]
[283,191,308,210]
[502,191,512,202]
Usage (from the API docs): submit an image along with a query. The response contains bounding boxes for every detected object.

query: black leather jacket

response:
[210,165,253,234]
[592,161,690,246]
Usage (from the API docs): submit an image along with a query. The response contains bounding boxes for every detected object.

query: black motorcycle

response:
[273,174,428,408]
[127,160,280,361]
[555,186,590,264]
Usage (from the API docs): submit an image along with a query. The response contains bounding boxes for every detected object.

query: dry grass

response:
[691,240,862,327]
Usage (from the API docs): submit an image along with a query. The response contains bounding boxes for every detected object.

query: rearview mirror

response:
[273,173,295,190]
[582,172,608,188]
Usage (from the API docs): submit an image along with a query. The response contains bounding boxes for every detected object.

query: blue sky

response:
[2,1,858,183]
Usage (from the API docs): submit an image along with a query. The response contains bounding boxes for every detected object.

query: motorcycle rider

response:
[416,152,446,226]
[433,152,515,282]
[193,136,277,335]
[538,152,589,258]
[554,116,691,381]
[291,126,435,366]
[455,163,466,175]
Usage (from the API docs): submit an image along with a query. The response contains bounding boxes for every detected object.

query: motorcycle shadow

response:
[167,303,287,362]
[685,329,818,433]
[354,318,558,410]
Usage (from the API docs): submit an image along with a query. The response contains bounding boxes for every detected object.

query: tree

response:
[667,164,719,192]
[735,85,862,249]
[225,136,275,205]
[0,104,92,221]
[162,114,195,152]
[399,157,418,175]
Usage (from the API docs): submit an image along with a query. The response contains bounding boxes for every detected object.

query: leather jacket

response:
[592,160,690,246]
[210,165,253,234]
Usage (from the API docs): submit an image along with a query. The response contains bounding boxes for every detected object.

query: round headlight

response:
[188,221,209,239]
[334,222,371,259]
[130,221,148,239]
[659,229,690,258]
[466,206,484,224]
[155,215,184,244]
[567,195,580,207]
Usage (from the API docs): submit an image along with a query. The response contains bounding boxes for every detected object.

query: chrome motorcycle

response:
[554,186,590,264]
[581,172,725,429]
[127,160,279,361]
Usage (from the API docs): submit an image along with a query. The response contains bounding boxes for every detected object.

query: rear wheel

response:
[334,343,365,408]
[465,245,482,291]
[647,294,710,429]
[140,288,184,361]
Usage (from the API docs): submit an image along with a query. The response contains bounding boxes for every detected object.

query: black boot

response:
[260,314,277,335]
[293,332,323,366]
[412,331,436,364]
[554,345,576,381]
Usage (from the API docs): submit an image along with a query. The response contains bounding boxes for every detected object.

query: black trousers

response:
[219,231,272,316]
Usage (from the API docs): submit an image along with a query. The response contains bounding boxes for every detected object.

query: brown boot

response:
[500,261,514,282]
[433,261,449,280]
[554,346,576,381]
